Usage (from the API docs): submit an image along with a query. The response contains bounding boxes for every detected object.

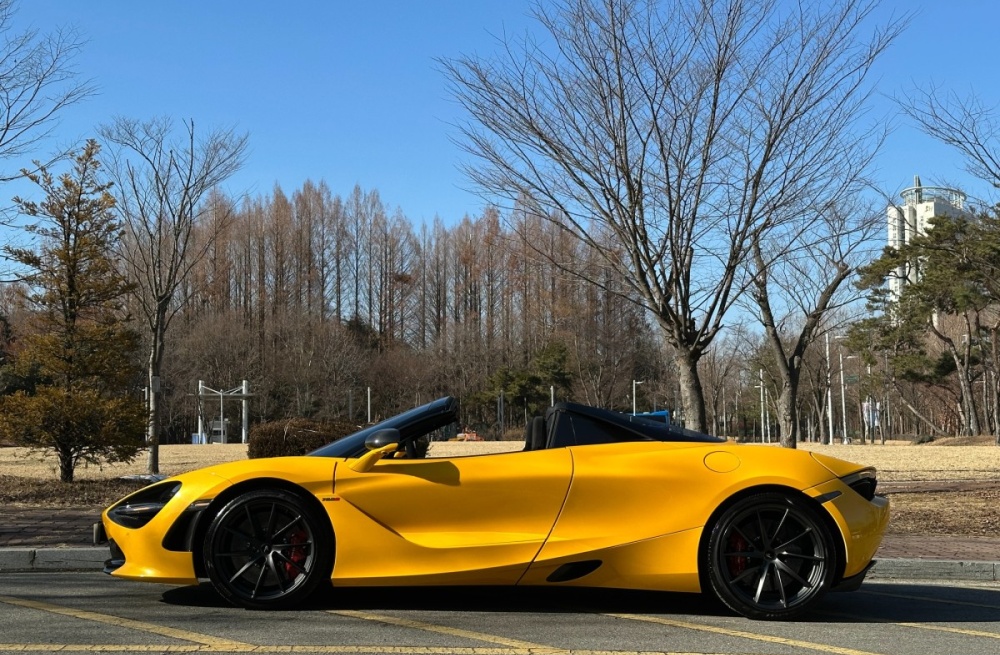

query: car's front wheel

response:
[203,488,331,609]
[705,491,836,620]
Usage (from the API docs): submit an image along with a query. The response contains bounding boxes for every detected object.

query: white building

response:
[887,176,969,300]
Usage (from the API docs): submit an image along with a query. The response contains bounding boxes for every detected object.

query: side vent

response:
[546,560,602,583]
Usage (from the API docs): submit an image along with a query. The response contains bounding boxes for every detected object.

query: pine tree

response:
[0,140,146,482]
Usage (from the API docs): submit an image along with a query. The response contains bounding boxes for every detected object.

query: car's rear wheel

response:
[203,488,331,609]
[705,491,835,620]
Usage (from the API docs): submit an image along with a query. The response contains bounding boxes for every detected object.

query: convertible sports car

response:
[96,396,888,620]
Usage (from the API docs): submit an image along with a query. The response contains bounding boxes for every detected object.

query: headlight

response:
[841,468,877,501]
[108,481,182,529]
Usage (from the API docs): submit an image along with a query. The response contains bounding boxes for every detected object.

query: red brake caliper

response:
[727,532,748,577]
[283,528,308,578]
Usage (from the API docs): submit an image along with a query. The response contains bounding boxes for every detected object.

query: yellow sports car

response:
[96,397,888,620]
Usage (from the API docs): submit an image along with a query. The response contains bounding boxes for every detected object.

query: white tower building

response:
[887,175,969,300]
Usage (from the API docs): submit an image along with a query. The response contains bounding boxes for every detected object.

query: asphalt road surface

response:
[1,572,999,654]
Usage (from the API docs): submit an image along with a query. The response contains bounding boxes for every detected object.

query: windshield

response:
[308,396,459,459]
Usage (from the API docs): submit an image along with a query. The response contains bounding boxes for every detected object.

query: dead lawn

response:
[3,440,999,483]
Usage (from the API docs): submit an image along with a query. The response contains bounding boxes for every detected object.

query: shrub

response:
[248,418,360,459]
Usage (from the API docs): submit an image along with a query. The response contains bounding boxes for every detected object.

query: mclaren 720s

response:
[96,396,888,620]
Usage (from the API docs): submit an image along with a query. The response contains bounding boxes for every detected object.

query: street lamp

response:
[825,333,834,445]
[839,351,851,444]
[632,380,644,415]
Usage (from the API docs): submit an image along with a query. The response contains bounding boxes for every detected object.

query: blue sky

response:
[5,0,999,227]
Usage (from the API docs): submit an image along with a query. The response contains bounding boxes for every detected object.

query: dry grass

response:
[0,443,249,481]
[6,440,1000,482]
[4,440,1000,536]
[797,442,1000,482]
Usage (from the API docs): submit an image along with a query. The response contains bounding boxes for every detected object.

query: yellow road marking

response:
[0,647,720,654]
[862,588,1000,611]
[824,610,1000,641]
[895,622,1000,640]
[605,613,884,655]
[329,609,562,651]
[0,595,249,648]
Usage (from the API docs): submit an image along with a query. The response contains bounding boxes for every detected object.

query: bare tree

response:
[902,86,1000,192]
[99,116,248,473]
[0,0,94,189]
[750,197,885,447]
[445,0,904,431]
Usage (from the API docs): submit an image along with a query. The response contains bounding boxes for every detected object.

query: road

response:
[1,572,999,654]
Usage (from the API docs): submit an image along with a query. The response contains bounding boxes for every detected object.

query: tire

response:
[705,491,836,620]
[203,488,332,609]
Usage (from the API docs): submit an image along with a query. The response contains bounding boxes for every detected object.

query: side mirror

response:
[349,428,402,473]
[365,428,401,451]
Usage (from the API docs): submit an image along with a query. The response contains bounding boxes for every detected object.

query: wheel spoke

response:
[273,540,313,550]
[772,508,790,542]
[775,558,813,588]
[273,515,304,539]
[753,563,769,603]
[228,555,264,585]
[274,550,308,576]
[730,566,760,585]
[251,559,269,598]
[265,503,278,537]
[775,527,813,552]
[732,524,755,548]
[216,550,251,557]
[266,554,288,592]
[756,512,770,549]
[244,505,259,539]
[773,565,788,608]
[723,549,762,558]
[781,551,824,562]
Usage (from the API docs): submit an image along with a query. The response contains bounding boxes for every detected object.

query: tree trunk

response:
[146,307,167,475]
[674,349,707,433]
[59,451,74,483]
[777,380,798,449]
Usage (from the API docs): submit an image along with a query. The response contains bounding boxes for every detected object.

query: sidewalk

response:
[1,505,999,581]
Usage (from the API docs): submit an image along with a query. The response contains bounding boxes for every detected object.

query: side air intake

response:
[546,560,603,583]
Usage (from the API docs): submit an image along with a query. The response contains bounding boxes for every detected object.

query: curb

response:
[870,558,1000,582]
[2,549,1000,583]
[0,547,107,572]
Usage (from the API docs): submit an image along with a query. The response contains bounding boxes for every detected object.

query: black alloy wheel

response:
[204,488,331,609]
[705,492,836,620]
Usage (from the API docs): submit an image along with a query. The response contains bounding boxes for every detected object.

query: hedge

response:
[247,418,360,459]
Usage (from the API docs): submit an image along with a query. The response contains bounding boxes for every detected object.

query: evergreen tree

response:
[855,212,1000,439]
[0,140,146,481]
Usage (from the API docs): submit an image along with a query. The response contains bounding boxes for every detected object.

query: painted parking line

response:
[0,595,249,649]
[822,610,1000,642]
[605,613,884,655]
[330,609,731,655]
[329,609,561,651]
[0,597,732,654]
[0,647,726,654]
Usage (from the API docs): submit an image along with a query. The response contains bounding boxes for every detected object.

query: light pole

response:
[759,368,765,443]
[825,333,834,445]
[839,350,848,444]
[632,380,644,415]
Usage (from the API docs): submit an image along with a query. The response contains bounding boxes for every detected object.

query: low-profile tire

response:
[705,491,836,620]
[203,488,332,609]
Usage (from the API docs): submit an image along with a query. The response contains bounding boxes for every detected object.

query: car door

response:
[330,447,571,586]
